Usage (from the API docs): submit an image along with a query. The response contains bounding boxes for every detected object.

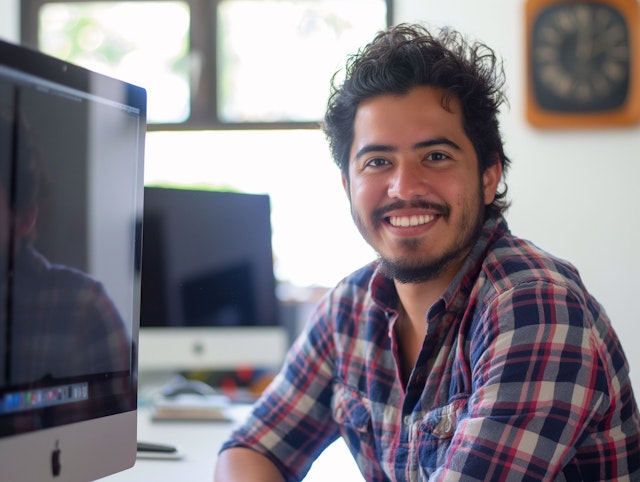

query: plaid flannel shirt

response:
[221,216,640,481]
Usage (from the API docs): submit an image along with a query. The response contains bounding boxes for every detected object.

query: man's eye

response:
[364,157,390,168]
[426,152,449,162]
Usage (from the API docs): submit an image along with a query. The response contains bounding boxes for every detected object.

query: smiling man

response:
[215,24,640,481]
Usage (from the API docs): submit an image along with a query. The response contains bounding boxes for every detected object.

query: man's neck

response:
[393,258,463,328]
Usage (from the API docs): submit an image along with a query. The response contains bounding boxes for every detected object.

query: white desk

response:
[99,405,364,482]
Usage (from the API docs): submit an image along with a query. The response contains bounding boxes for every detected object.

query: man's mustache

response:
[372,200,450,225]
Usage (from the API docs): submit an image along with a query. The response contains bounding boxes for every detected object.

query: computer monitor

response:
[137,186,288,373]
[0,39,145,481]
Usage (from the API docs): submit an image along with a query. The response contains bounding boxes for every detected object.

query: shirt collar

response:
[440,215,508,314]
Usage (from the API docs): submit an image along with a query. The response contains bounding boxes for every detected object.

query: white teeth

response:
[389,214,435,227]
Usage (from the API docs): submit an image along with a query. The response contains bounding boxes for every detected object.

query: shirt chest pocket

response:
[416,397,468,478]
[419,398,468,438]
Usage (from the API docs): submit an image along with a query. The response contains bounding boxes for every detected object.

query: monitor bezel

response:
[0,37,145,482]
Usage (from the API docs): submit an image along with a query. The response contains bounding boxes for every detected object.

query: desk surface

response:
[99,405,364,482]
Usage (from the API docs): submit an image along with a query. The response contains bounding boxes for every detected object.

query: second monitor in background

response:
[138,187,288,374]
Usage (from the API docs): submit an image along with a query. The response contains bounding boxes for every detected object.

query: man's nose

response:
[387,161,430,200]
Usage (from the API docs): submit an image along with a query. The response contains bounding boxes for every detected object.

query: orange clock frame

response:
[525,0,640,128]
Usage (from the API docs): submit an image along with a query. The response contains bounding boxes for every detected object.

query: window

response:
[20,0,390,287]
[22,0,391,129]
[36,1,191,124]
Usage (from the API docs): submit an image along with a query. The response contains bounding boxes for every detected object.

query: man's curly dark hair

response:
[323,23,511,218]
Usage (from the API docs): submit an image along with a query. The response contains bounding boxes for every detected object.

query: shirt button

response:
[403,415,412,426]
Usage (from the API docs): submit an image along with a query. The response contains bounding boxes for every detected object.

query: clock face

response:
[531,2,632,113]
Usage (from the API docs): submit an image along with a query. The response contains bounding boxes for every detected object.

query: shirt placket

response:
[400,303,452,481]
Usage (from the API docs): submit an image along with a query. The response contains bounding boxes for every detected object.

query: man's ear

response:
[482,156,502,205]
[341,172,351,201]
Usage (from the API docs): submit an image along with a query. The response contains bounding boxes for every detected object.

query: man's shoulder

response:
[341,261,380,285]
[481,231,584,293]
[326,260,394,310]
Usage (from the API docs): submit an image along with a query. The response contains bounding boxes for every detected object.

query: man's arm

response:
[433,281,633,480]
[214,447,285,482]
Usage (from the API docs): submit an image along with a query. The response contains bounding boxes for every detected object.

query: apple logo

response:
[51,440,61,477]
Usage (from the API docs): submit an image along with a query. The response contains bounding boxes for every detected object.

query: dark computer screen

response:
[0,37,145,481]
[139,186,278,330]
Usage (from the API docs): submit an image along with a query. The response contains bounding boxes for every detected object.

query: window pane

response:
[38,1,191,123]
[217,0,387,122]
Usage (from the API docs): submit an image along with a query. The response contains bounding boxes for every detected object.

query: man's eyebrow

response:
[354,137,462,160]
[353,144,396,160]
[413,137,461,151]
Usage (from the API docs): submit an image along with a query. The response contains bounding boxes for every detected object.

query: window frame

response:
[20,0,393,132]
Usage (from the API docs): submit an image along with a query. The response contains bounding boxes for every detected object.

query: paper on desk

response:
[151,394,233,421]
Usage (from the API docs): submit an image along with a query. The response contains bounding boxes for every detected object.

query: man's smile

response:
[387,213,436,227]
[374,200,450,231]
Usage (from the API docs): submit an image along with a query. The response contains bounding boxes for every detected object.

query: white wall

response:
[396,0,640,391]
[2,0,638,390]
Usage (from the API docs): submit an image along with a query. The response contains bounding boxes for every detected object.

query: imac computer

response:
[137,186,288,374]
[0,39,145,480]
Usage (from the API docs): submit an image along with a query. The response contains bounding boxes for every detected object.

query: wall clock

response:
[525,0,640,128]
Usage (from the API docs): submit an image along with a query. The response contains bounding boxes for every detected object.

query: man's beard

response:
[378,222,481,283]
[352,187,485,284]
